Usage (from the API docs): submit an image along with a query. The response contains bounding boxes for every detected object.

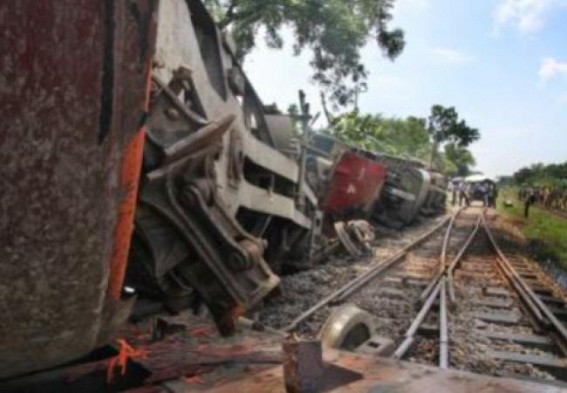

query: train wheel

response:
[318,304,376,351]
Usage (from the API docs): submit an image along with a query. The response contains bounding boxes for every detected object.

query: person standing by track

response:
[458,181,470,207]
[524,189,536,218]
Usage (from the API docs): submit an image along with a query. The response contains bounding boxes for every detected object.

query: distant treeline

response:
[317,105,480,177]
[511,161,567,187]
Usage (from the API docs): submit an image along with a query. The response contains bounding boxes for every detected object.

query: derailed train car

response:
[309,134,447,229]
[125,0,322,334]
[372,155,447,227]
[1,0,322,377]
[306,134,388,227]
[0,0,446,378]
[0,0,158,378]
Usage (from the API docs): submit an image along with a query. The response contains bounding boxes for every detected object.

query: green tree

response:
[378,116,430,160]
[327,111,389,151]
[443,143,476,177]
[203,0,405,106]
[427,105,480,168]
[323,108,480,175]
[513,161,567,186]
[326,111,432,161]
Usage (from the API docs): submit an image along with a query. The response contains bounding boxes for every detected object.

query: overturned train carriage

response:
[124,0,320,334]
[309,134,446,229]
[307,134,387,228]
[0,0,319,378]
[0,0,157,378]
[421,171,448,216]
[371,155,433,228]
[0,0,446,380]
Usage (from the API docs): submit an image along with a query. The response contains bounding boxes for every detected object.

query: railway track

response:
[390,208,567,383]
[256,208,479,339]
[267,205,567,383]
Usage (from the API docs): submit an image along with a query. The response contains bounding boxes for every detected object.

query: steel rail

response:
[481,212,544,322]
[420,214,481,303]
[440,210,459,270]
[395,210,481,365]
[284,212,457,332]
[333,211,462,304]
[393,278,442,359]
[336,208,464,304]
[417,210,462,303]
[481,211,567,343]
[439,277,449,369]
[445,215,482,303]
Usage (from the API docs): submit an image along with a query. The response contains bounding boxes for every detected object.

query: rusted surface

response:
[0,0,156,377]
[129,315,566,392]
[195,352,565,393]
[3,309,564,392]
[283,335,325,393]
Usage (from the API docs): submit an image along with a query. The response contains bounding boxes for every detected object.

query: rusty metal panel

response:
[0,0,156,378]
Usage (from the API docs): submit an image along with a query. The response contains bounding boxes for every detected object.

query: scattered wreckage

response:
[1,0,446,379]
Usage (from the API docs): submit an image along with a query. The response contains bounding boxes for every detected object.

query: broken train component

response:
[125,0,320,334]
[318,304,376,351]
[334,220,375,258]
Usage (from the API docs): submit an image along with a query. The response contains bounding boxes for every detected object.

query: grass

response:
[497,187,567,267]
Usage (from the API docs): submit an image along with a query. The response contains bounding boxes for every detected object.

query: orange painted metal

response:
[0,0,158,377]
[107,125,148,300]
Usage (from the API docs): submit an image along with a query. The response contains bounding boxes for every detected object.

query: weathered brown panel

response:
[0,0,156,377]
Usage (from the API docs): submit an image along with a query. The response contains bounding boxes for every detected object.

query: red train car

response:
[322,151,387,219]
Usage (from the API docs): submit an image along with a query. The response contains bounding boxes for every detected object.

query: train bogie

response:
[125,0,320,334]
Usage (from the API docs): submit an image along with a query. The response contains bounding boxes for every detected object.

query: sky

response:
[243,0,567,178]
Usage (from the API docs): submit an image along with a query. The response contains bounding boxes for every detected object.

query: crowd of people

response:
[450,180,498,208]
[518,186,567,218]
[518,186,567,211]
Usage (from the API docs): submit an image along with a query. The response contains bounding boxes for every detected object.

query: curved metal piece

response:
[335,221,364,258]
[348,220,375,254]
[318,304,376,351]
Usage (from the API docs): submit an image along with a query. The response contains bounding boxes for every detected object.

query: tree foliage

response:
[323,108,479,176]
[513,162,567,186]
[427,105,480,167]
[203,0,405,106]
[326,111,428,158]
[444,143,476,177]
